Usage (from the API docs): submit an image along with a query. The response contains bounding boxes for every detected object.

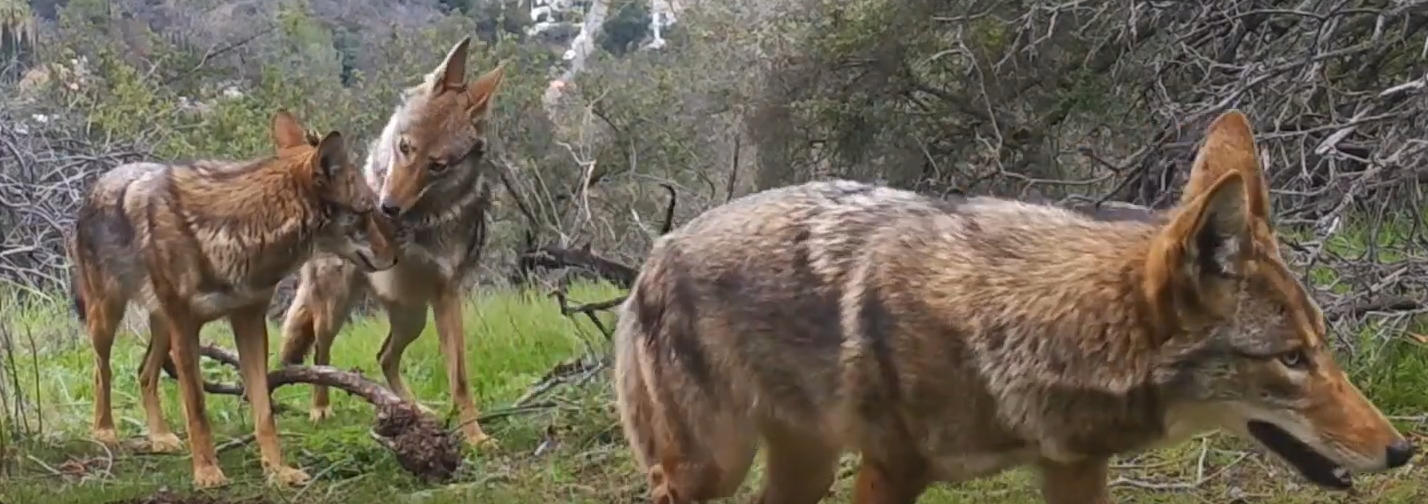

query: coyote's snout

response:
[614,109,1413,504]
[69,109,397,489]
[1140,111,1414,490]
[370,37,504,218]
[1201,341,1415,488]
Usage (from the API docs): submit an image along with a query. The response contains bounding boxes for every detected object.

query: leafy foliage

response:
[597,0,649,56]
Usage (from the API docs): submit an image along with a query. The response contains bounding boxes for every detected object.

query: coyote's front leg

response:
[231,304,310,486]
[433,283,493,448]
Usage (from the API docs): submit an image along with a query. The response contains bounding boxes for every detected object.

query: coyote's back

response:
[615,110,1414,504]
[68,161,164,315]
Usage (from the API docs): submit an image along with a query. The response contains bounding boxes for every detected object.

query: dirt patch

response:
[105,491,273,504]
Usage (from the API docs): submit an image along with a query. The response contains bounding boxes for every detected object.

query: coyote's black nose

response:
[1386,439,1416,468]
[379,202,402,217]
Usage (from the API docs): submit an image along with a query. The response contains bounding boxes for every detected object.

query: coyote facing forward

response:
[68,110,398,488]
[614,110,1415,504]
[277,36,505,447]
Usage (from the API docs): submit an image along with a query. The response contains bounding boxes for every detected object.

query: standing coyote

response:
[67,110,398,488]
[276,36,505,447]
[614,110,1416,504]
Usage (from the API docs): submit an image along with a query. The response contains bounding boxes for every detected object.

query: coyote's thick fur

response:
[276,36,506,446]
[614,110,1416,504]
[67,110,398,488]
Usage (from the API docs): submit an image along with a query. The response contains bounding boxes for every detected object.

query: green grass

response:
[0,281,1425,504]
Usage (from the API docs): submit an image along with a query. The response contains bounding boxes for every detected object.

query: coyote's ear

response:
[466,62,505,119]
[313,131,347,179]
[431,35,472,95]
[1183,173,1252,280]
[1147,172,1251,321]
[1179,110,1270,221]
[271,110,308,150]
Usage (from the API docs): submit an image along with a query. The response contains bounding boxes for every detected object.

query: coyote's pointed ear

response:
[271,110,308,150]
[466,62,506,119]
[313,131,348,179]
[431,35,472,95]
[1147,172,1252,323]
[1179,110,1270,221]
[1184,173,1251,279]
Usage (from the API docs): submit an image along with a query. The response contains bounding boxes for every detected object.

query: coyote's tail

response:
[69,272,87,322]
[613,290,662,471]
[613,252,759,504]
[278,301,318,365]
[66,237,88,323]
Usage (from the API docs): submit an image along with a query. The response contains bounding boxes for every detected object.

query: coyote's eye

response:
[398,137,414,156]
[1278,349,1308,369]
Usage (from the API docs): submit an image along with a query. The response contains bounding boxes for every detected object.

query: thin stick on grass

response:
[25,325,42,437]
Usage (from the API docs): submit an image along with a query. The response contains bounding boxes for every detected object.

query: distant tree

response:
[597,0,649,56]
[438,0,474,13]
[466,0,528,44]
[28,0,63,21]
[333,27,360,87]
[0,0,37,77]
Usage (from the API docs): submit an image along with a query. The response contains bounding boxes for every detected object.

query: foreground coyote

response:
[277,36,506,446]
[614,110,1416,504]
[67,110,398,488]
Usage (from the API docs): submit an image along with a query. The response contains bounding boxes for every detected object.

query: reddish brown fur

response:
[276,36,505,446]
[67,110,397,488]
[614,110,1413,504]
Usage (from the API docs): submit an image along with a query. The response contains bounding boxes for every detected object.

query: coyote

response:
[67,110,398,488]
[614,110,1416,504]
[276,36,505,447]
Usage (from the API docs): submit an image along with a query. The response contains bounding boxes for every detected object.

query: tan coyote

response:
[277,35,506,447]
[613,109,1416,503]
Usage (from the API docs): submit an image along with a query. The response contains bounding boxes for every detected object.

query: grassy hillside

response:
[0,282,1424,504]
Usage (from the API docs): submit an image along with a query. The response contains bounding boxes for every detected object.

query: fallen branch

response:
[551,289,626,339]
[509,357,608,409]
[185,345,463,482]
[521,244,638,289]
[1326,297,1422,322]
[514,181,672,288]
[157,347,290,413]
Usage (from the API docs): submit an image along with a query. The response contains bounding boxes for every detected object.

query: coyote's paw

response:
[267,465,311,487]
[464,430,498,450]
[192,464,231,489]
[91,428,120,447]
[147,432,185,453]
[309,406,334,423]
[649,464,680,504]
